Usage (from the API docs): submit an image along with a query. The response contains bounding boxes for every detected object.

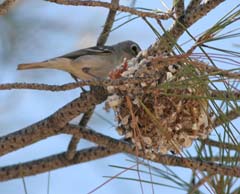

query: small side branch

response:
[65,108,95,160]
[153,154,240,178]
[0,76,158,91]
[213,107,240,128]
[200,138,240,152]
[45,0,172,20]
[188,174,213,194]
[0,81,95,91]
[210,90,240,100]
[97,0,119,46]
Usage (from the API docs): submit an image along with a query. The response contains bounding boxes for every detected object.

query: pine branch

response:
[210,90,240,100]
[65,107,95,160]
[45,0,172,20]
[173,0,185,19]
[150,0,226,54]
[185,0,226,27]
[185,0,202,14]
[0,77,156,91]
[188,174,213,194]
[97,0,119,46]
[0,146,118,181]
[213,107,240,128]
[0,88,107,156]
[200,138,240,152]
[0,1,238,190]
[1,124,240,181]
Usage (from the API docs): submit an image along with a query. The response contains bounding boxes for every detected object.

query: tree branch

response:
[1,144,240,181]
[173,0,184,19]
[0,88,107,156]
[188,174,213,194]
[185,0,225,27]
[97,0,119,46]
[0,0,238,187]
[213,107,240,128]
[65,107,95,160]
[200,138,240,152]
[210,90,240,100]
[1,124,240,181]
[0,146,118,181]
[185,0,202,15]
[0,77,156,91]
[45,0,172,20]
[149,0,225,55]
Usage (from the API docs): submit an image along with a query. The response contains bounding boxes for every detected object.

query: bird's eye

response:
[131,44,139,56]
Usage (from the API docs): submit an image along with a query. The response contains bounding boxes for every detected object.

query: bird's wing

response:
[59,45,114,60]
[17,45,115,80]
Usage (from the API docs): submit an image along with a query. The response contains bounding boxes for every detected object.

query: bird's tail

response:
[17,62,48,70]
[17,58,72,71]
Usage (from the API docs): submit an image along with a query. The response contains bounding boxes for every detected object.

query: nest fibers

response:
[106,51,212,159]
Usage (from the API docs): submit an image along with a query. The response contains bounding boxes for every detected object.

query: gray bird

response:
[17,40,141,80]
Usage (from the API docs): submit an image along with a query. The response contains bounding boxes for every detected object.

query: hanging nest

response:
[106,51,212,159]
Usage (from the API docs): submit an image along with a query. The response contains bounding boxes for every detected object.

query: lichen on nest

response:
[106,51,212,159]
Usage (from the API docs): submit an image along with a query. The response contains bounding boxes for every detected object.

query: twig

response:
[152,53,240,80]
[191,156,240,162]
[200,138,240,152]
[188,174,213,194]
[0,76,160,91]
[210,90,240,100]
[0,0,17,15]
[213,107,240,128]
[45,0,172,20]
[64,124,133,151]
[153,154,240,178]
[0,81,91,91]
[97,0,119,46]
[65,107,95,160]
[189,59,240,80]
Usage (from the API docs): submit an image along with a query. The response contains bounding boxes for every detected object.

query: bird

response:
[17,40,141,80]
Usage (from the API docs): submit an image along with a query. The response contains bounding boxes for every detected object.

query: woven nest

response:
[106,51,212,159]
